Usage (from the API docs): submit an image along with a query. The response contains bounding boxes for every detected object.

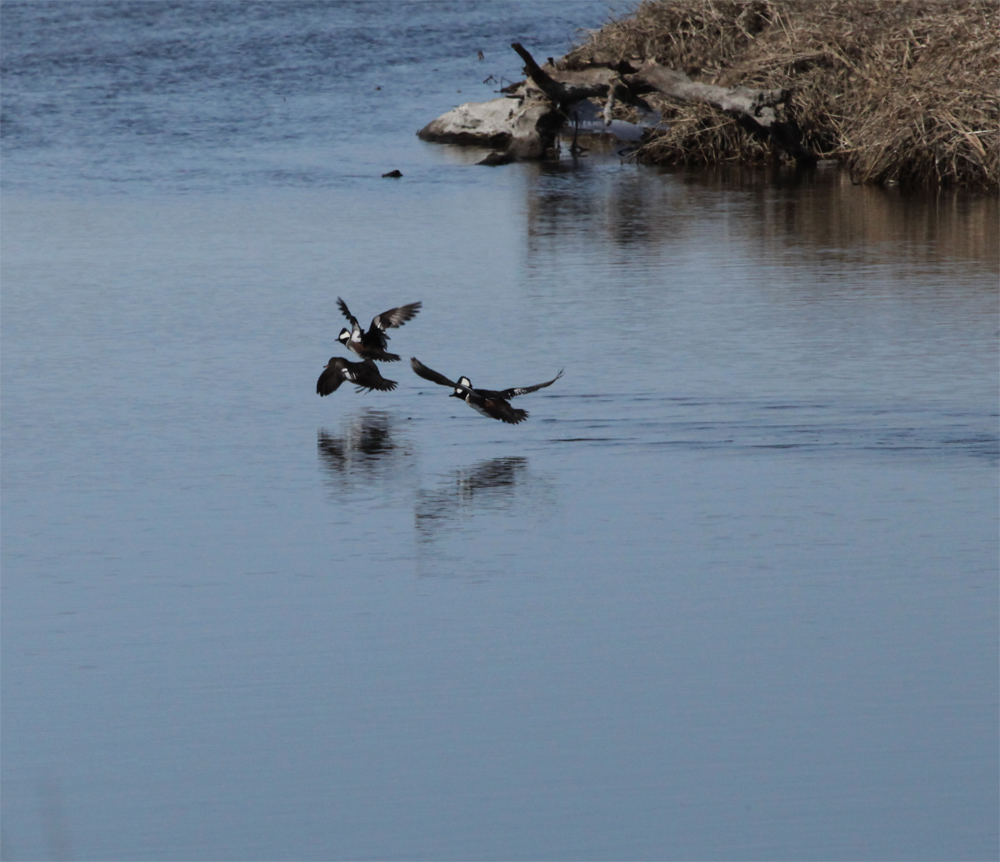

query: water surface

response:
[2,3,998,860]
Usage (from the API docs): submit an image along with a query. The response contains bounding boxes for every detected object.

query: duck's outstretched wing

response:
[410,357,458,389]
[317,358,347,396]
[498,369,564,399]
[371,302,421,334]
[336,297,360,328]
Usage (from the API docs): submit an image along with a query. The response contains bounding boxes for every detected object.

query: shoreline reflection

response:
[523,159,999,269]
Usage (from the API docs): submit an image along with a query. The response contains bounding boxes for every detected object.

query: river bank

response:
[423,0,998,192]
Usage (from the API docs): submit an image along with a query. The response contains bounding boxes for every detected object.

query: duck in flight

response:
[410,357,563,425]
[337,297,422,362]
[317,357,398,397]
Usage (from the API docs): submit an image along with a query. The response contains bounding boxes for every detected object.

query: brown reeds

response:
[563,0,999,191]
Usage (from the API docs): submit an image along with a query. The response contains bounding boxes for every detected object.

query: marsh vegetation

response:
[563,0,998,190]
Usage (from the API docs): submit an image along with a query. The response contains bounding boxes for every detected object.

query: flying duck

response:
[410,357,563,425]
[317,357,398,397]
[337,298,421,362]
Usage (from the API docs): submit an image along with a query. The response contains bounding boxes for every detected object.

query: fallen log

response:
[510,42,610,110]
[626,63,788,126]
[623,61,815,163]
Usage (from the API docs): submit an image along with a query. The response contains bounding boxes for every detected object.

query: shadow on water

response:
[414,456,557,579]
[315,433,560,578]
[316,410,414,494]
[415,456,530,542]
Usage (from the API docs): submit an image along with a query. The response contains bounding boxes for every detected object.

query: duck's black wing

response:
[371,302,421,334]
[317,358,348,396]
[360,346,402,362]
[318,357,397,396]
[496,369,564,399]
[352,358,397,392]
[364,301,422,350]
[410,357,458,389]
[481,397,529,424]
[336,297,360,329]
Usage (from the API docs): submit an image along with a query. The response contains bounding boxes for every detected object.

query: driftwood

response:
[510,42,609,109]
[417,43,816,164]
[628,63,788,126]
[624,61,815,163]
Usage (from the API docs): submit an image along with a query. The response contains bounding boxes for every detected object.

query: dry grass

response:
[563,0,999,191]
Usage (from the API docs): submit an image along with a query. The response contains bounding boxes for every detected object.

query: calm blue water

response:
[2,3,998,860]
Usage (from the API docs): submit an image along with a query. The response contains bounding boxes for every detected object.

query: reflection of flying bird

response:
[337,297,422,362]
[317,412,397,479]
[410,357,562,424]
[416,457,528,541]
[317,357,397,396]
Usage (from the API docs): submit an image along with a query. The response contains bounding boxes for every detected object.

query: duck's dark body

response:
[337,298,421,362]
[410,357,562,424]
[317,357,398,397]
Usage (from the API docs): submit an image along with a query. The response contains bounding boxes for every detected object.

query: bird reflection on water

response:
[316,410,412,491]
[416,456,528,539]
[414,456,557,578]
